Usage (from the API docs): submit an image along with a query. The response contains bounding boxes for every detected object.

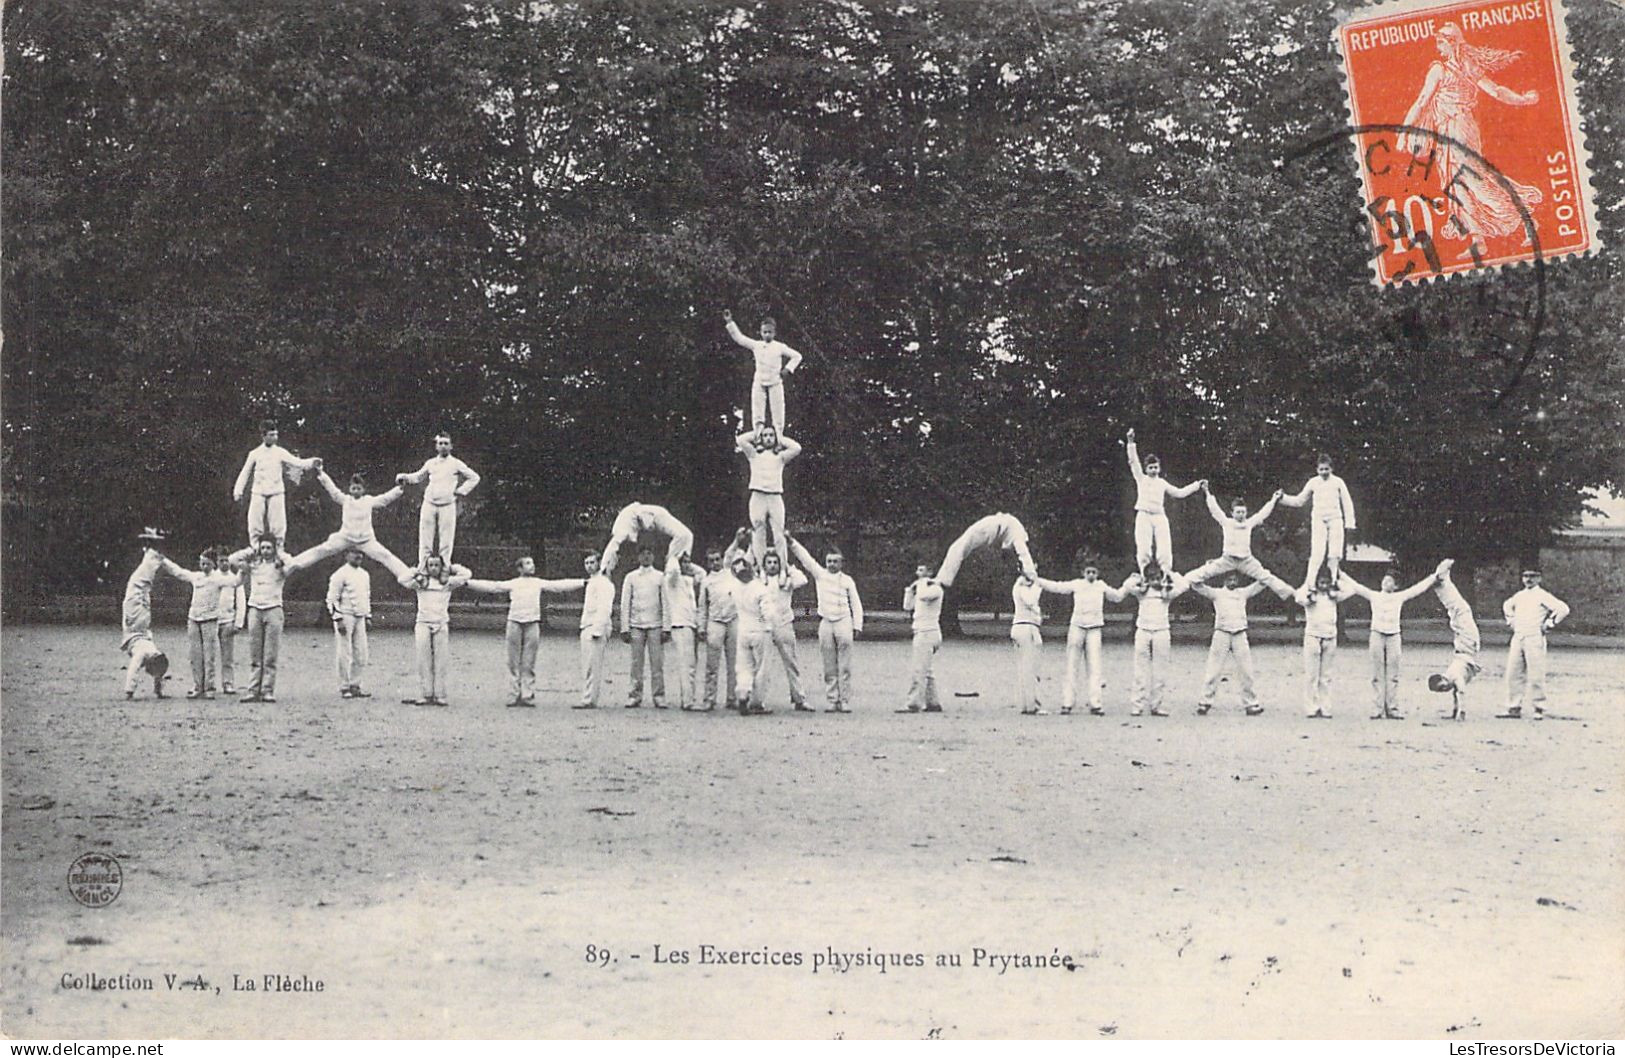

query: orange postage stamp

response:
[1334,0,1598,285]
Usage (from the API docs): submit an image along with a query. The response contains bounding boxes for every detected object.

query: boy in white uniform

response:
[1292,569,1346,719]
[1427,559,1480,720]
[1500,567,1570,719]
[214,549,247,694]
[169,550,236,699]
[325,549,374,699]
[758,550,811,712]
[294,469,411,579]
[121,532,183,699]
[698,544,741,711]
[1188,484,1289,589]
[1121,563,1192,717]
[396,433,480,564]
[465,557,587,707]
[724,309,803,430]
[737,426,801,570]
[397,555,473,706]
[574,554,617,709]
[900,565,946,713]
[664,554,702,710]
[1038,562,1128,715]
[788,536,864,713]
[1190,572,1273,716]
[1010,572,1047,715]
[232,420,320,548]
[732,555,774,715]
[1279,454,1357,590]
[620,546,670,708]
[226,537,318,703]
[936,512,1037,586]
[1338,567,1439,720]
[1125,429,1204,575]
[599,502,694,576]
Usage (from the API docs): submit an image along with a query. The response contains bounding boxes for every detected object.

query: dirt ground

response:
[3,622,1621,1039]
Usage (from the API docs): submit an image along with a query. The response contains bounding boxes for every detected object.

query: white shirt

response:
[399,564,471,625]
[1503,587,1570,636]
[1295,587,1343,639]
[229,548,298,610]
[904,579,944,633]
[1194,582,1266,633]
[326,564,373,618]
[735,579,774,636]
[1011,579,1044,626]
[216,579,247,630]
[620,566,669,630]
[665,568,699,628]
[726,320,803,386]
[1038,578,1125,629]
[1127,440,1172,515]
[738,434,800,494]
[234,444,316,499]
[404,454,480,506]
[1283,474,1357,527]
[789,541,863,628]
[761,567,808,629]
[476,576,585,623]
[1207,493,1277,557]
[319,474,402,541]
[700,570,739,625]
[1126,573,1190,633]
[1342,575,1434,635]
[580,575,616,634]
[178,568,234,622]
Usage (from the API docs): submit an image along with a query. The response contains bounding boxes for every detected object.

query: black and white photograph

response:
[2,0,1622,1041]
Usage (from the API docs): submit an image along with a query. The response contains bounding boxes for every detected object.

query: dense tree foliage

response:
[5,0,1621,597]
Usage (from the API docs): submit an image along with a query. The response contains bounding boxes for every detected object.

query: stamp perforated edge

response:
[1329,0,1602,286]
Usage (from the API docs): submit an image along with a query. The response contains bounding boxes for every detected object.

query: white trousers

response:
[906,629,942,710]
[1134,511,1173,572]
[415,621,450,700]
[752,379,786,431]
[1062,625,1104,711]
[669,626,697,708]
[749,491,786,568]
[294,533,410,580]
[1369,631,1401,714]
[505,620,539,701]
[1200,629,1258,708]
[818,617,855,708]
[1303,633,1337,714]
[703,620,738,707]
[1505,633,1548,710]
[1305,517,1346,586]
[579,629,609,707]
[1011,623,1043,711]
[247,493,287,547]
[334,614,369,691]
[1131,628,1170,712]
[418,501,457,563]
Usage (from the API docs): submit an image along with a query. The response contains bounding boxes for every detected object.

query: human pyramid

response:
[119,312,1571,722]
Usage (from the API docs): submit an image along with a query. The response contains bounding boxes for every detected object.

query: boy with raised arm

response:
[292,468,411,579]
[1292,569,1345,719]
[758,549,811,712]
[465,556,588,708]
[397,555,473,707]
[1428,559,1480,720]
[731,552,773,715]
[168,549,237,699]
[1125,429,1205,576]
[1500,566,1570,720]
[1279,454,1357,589]
[1188,484,1290,591]
[737,425,801,570]
[396,432,480,564]
[325,548,373,699]
[599,502,694,577]
[1190,572,1272,716]
[232,419,320,548]
[120,531,184,699]
[226,536,319,703]
[900,564,945,714]
[724,309,803,431]
[1338,566,1439,720]
[1038,561,1127,715]
[620,545,670,709]
[788,535,864,713]
[574,554,617,710]
[936,512,1037,586]
[1122,562,1192,717]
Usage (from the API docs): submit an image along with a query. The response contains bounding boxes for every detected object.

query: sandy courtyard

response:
[3,622,1621,1038]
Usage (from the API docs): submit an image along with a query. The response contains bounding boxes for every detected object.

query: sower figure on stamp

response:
[1279,454,1356,591]
[788,536,863,713]
[397,432,480,565]
[724,309,803,431]
[1125,430,1204,576]
[326,548,373,700]
[465,557,587,708]
[232,419,319,549]
[900,564,945,714]
[1038,561,1128,715]
[1427,559,1480,720]
[1499,565,1569,720]
[120,530,184,700]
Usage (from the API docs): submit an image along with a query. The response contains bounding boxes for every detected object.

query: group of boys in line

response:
[120,314,1572,722]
